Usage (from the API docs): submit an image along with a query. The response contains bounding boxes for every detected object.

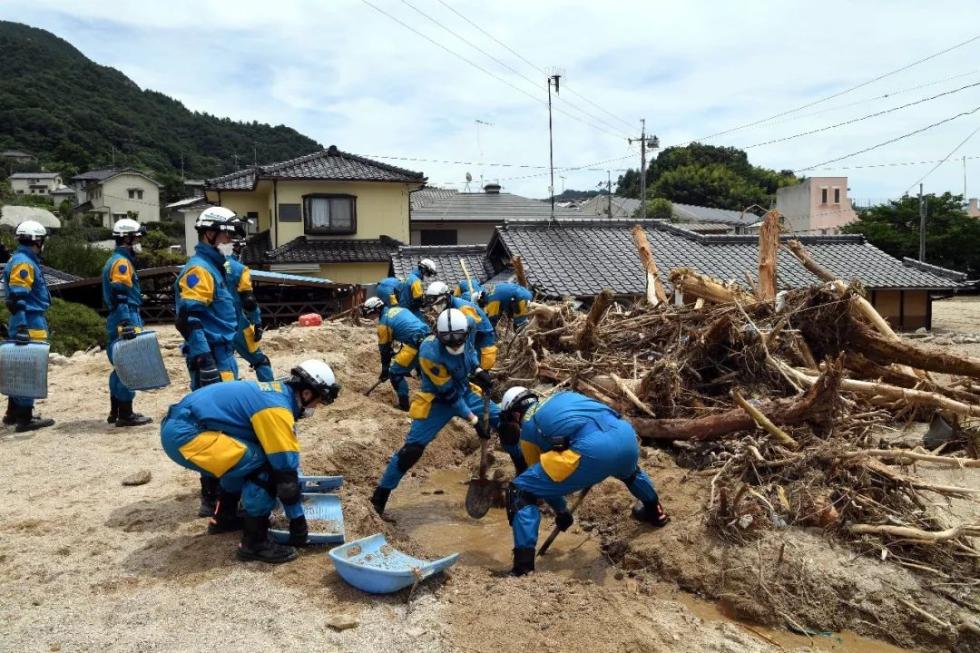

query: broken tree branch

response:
[844,449,980,468]
[849,523,980,542]
[785,239,836,282]
[732,389,800,449]
[512,256,529,288]
[632,224,668,306]
[669,268,755,305]
[611,373,656,417]
[575,288,613,351]
[757,210,780,301]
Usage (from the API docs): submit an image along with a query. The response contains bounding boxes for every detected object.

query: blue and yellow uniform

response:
[3,245,50,410]
[225,255,273,382]
[174,243,239,388]
[376,277,404,307]
[398,269,427,317]
[450,295,497,370]
[508,391,661,550]
[453,279,483,303]
[378,335,517,491]
[482,282,533,330]
[377,306,430,401]
[160,380,305,519]
[101,247,143,402]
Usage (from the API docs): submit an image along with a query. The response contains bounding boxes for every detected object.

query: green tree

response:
[842,193,980,275]
[0,298,105,354]
[644,197,672,220]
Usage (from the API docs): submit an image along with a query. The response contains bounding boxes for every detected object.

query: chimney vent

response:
[484,183,501,194]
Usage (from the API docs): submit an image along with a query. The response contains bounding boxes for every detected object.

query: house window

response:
[820,187,828,204]
[421,229,458,245]
[128,189,135,199]
[137,189,143,200]
[279,203,301,222]
[246,211,259,233]
[303,194,356,235]
[112,213,128,221]
[833,187,840,204]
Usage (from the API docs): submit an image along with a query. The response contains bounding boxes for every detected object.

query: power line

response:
[795,103,980,172]
[809,154,980,171]
[399,0,630,138]
[903,122,980,194]
[434,0,635,131]
[696,32,980,142]
[359,0,626,140]
[742,80,980,149]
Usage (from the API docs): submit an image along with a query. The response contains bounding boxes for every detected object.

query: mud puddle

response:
[677,593,919,653]
[387,468,613,584]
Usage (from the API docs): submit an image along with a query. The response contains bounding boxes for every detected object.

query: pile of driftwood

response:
[496,220,979,585]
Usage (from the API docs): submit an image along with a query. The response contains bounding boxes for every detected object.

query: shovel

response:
[538,486,593,557]
[465,393,496,519]
[364,378,385,397]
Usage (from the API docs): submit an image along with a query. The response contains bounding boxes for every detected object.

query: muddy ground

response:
[1,297,978,652]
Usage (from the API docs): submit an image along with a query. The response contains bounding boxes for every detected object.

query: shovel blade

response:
[465,479,496,519]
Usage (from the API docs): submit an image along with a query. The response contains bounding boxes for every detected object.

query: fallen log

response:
[575,288,613,351]
[757,210,780,301]
[848,317,980,379]
[844,449,980,468]
[842,352,980,404]
[849,523,980,542]
[732,389,799,449]
[669,268,755,305]
[785,239,837,282]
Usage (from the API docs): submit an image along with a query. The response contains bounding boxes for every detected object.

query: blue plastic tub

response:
[111,331,170,391]
[0,340,49,399]
[298,474,343,493]
[329,533,460,594]
[270,493,344,545]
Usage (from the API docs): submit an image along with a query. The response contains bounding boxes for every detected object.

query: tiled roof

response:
[72,168,120,182]
[672,202,762,226]
[9,172,60,179]
[264,236,400,264]
[390,245,494,283]
[411,188,582,223]
[207,145,426,191]
[489,220,962,299]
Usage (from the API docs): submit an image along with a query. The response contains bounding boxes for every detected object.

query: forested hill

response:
[0,21,321,193]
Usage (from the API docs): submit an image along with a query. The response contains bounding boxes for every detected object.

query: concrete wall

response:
[776,177,857,234]
[410,222,496,245]
[92,173,161,227]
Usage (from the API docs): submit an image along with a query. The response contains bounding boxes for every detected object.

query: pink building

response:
[775,176,858,234]
[968,198,980,218]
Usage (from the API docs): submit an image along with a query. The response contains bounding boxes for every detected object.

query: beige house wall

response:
[10,175,62,195]
[776,177,858,234]
[90,173,161,227]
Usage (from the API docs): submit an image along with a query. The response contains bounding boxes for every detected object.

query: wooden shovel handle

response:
[537,486,593,557]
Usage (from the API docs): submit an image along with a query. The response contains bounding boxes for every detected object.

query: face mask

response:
[217,242,235,256]
[446,343,465,356]
[132,243,143,254]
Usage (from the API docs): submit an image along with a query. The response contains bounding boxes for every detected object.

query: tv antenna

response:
[464,171,473,192]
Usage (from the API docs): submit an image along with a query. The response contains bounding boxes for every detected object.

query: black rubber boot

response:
[115,401,152,427]
[14,406,54,433]
[107,397,119,424]
[207,491,244,534]
[198,476,220,518]
[511,547,535,576]
[371,486,391,516]
[3,399,16,426]
[397,395,411,412]
[632,501,670,527]
[237,516,297,564]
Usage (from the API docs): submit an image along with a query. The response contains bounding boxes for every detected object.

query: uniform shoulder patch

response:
[186,273,199,288]
[18,268,28,279]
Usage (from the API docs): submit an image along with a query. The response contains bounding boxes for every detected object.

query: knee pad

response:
[396,443,426,473]
[506,485,538,525]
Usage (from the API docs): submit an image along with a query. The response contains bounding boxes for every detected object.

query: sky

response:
[2,0,980,202]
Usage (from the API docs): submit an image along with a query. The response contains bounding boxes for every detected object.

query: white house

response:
[71,168,161,227]
[8,172,62,196]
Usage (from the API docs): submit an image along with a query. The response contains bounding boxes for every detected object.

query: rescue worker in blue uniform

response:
[2,220,55,432]
[499,387,670,576]
[397,258,438,317]
[361,296,430,412]
[425,281,498,371]
[226,221,273,382]
[175,206,241,516]
[479,282,533,330]
[160,360,340,563]
[101,218,152,427]
[376,276,404,307]
[453,278,483,303]
[371,307,512,516]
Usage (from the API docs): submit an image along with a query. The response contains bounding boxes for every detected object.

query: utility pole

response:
[607,170,612,218]
[234,153,240,171]
[964,155,968,199]
[628,121,658,220]
[547,73,561,222]
[918,183,927,262]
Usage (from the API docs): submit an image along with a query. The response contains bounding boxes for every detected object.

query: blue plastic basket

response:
[328,533,460,594]
[298,474,344,493]
[270,493,344,545]
[0,341,49,399]
[111,331,170,391]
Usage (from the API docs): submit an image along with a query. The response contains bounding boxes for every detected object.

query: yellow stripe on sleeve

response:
[251,406,298,455]
[377,324,393,346]
[237,267,253,293]
[8,262,35,289]
[520,441,542,467]
[411,279,423,299]
[110,258,133,287]
[484,300,501,318]
[179,266,215,304]
[460,305,482,324]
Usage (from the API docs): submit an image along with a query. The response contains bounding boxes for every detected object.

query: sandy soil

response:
[0,311,977,653]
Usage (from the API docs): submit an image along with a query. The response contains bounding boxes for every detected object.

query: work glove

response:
[470,368,493,392]
[378,367,390,382]
[194,353,221,386]
[118,321,138,340]
[555,510,574,532]
[273,469,301,506]
[252,325,263,342]
[5,297,24,316]
[497,420,521,446]
[287,515,309,546]
[470,413,491,440]
[14,325,31,344]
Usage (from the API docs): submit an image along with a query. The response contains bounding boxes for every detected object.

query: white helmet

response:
[424,280,452,308]
[501,386,537,414]
[112,217,145,238]
[436,308,469,355]
[15,220,47,243]
[195,206,238,232]
[290,359,340,404]
[361,296,385,316]
[419,258,438,277]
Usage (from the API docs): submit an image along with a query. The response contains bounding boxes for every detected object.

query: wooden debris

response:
[631,225,668,306]
[512,255,529,288]
[756,210,780,301]
[731,389,799,449]
[785,239,836,282]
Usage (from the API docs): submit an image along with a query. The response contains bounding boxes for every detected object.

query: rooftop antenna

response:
[464,171,473,192]
[475,119,493,189]
[547,68,564,225]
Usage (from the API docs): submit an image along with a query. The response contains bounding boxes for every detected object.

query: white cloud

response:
[3,0,980,199]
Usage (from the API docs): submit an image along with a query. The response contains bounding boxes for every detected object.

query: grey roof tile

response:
[390,245,493,283]
[207,145,425,191]
[264,236,399,264]
[411,188,582,223]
